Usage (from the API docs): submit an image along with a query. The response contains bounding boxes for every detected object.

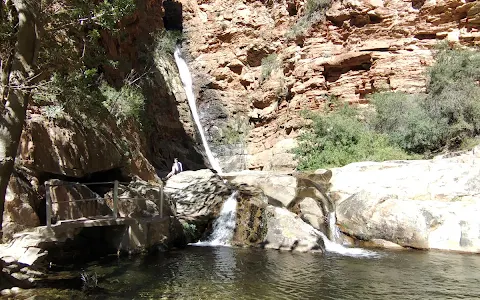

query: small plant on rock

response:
[154,29,184,55]
[182,223,197,242]
[286,0,332,39]
[260,54,280,83]
[80,271,99,292]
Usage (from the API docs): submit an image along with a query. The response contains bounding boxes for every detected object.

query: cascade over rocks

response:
[331,146,480,252]
[165,169,333,252]
[223,169,334,237]
[163,170,232,227]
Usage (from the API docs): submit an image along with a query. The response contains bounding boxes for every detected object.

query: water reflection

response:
[16,247,480,300]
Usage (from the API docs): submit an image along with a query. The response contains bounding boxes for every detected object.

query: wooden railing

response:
[45,180,165,229]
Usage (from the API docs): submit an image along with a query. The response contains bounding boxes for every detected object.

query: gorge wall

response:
[5,0,480,243]
[176,0,480,171]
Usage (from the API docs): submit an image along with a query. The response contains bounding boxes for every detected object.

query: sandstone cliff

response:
[177,0,480,171]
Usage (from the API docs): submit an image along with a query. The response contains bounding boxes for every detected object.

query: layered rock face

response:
[177,0,480,171]
[331,146,480,252]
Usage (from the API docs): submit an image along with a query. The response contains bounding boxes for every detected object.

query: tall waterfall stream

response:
[174,47,222,173]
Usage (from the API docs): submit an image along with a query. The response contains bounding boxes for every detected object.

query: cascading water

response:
[173,46,222,173]
[327,212,341,243]
[194,191,238,247]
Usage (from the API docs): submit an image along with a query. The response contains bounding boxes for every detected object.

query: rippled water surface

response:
[22,246,480,299]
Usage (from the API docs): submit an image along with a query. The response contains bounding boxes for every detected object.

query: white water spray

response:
[327,212,341,243]
[194,191,238,247]
[321,230,378,258]
[174,47,222,173]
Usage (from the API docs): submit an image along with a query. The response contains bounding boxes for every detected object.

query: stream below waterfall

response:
[17,246,480,299]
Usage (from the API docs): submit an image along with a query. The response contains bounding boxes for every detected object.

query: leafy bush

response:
[286,0,332,39]
[101,83,145,123]
[212,117,250,145]
[305,0,332,18]
[182,223,197,242]
[154,30,184,55]
[372,47,480,153]
[293,46,480,170]
[41,104,66,120]
[260,54,280,82]
[424,47,480,144]
[294,105,413,170]
[371,92,447,153]
[33,68,106,116]
[33,68,146,126]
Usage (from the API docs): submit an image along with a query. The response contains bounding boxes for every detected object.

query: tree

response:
[0,0,39,237]
[0,0,135,235]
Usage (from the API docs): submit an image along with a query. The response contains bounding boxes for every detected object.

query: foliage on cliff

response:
[294,104,411,170]
[0,0,139,231]
[286,0,332,39]
[373,46,480,154]
[294,46,480,170]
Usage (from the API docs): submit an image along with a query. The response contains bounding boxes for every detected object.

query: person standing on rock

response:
[166,158,183,179]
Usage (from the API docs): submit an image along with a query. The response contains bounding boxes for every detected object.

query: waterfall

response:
[327,212,341,243]
[324,208,375,257]
[173,46,222,173]
[194,191,238,247]
[318,229,377,257]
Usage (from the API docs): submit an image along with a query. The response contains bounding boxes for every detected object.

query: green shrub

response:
[182,223,197,241]
[33,69,146,126]
[371,92,447,153]
[294,105,413,170]
[424,47,480,143]
[286,0,332,39]
[212,117,250,145]
[305,0,332,18]
[294,46,480,170]
[260,54,280,82]
[41,104,66,120]
[154,30,184,55]
[100,83,145,123]
[33,68,106,116]
[372,47,480,154]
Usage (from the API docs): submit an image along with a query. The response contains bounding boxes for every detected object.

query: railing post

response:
[160,182,164,218]
[113,180,119,218]
[45,181,52,229]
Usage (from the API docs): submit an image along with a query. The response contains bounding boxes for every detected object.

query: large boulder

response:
[262,206,325,252]
[233,186,326,252]
[3,171,41,242]
[330,149,480,203]
[18,114,125,177]
[332,148,480,252]
[337,190,480,252]
[106,180,171,218]
[224,171,298,207]
[163,170,232,225]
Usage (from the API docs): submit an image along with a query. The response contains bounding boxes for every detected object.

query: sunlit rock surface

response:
[332,147,480,252]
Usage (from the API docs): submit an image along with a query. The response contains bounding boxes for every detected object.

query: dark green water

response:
[15,246,480,299]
